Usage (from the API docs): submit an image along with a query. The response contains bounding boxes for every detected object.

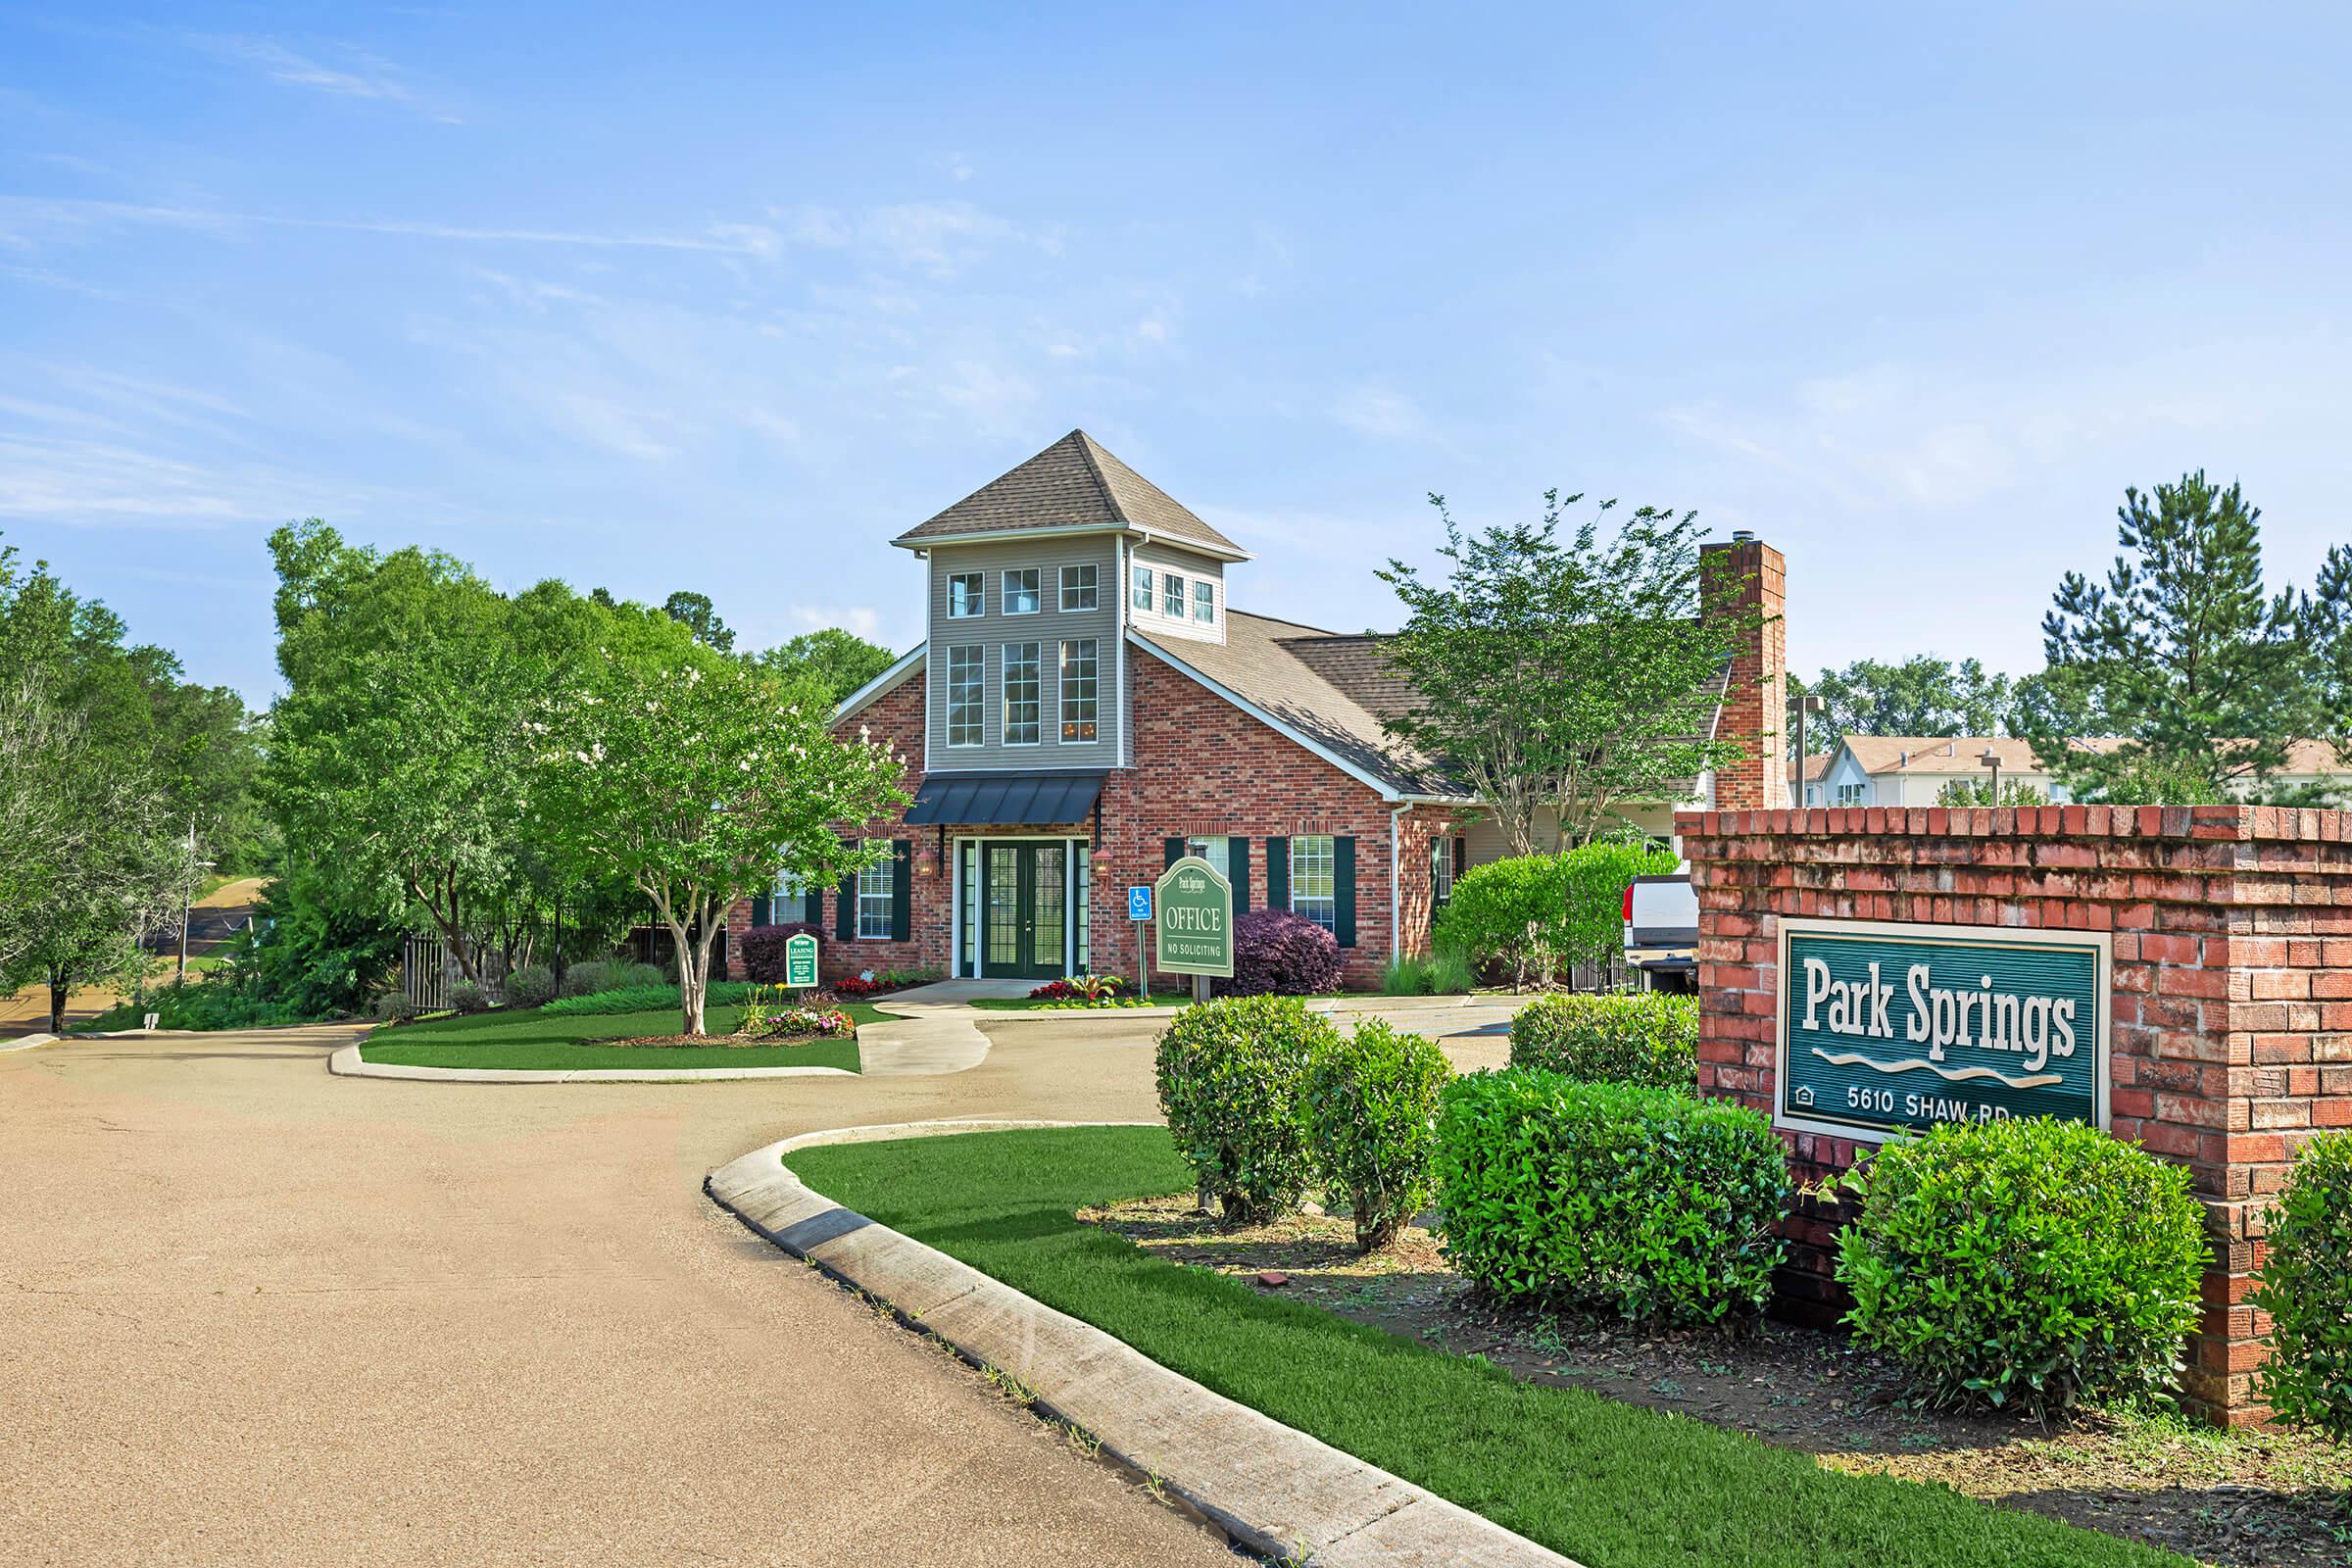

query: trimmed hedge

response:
[1508,992,1697,1093]
[539,980,759,1017]
[1305,1018,1453,1251]
[1835,1118,2207,1415]
[2251,1128,2352,1439]
[1436,1069,1787,1324]
[1155,994,1337,1222]
[1214,908,1344,998]
[739,922,824,983]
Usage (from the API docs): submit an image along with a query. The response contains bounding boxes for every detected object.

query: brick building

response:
[732,431,1786,988]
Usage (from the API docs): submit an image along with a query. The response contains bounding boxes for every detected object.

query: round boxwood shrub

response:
[1154,994,1337,1223]
[504,963,556,1009]
[1435,1068,1787,1324]
[1507,992,1697,1093]
[1305,1018,1453,1252]
[2251,1129,2352,1439]
[559,959,617,998]
[1835,1118,2207,1415]
[739,922,823,983]
[1212,908,1344,998]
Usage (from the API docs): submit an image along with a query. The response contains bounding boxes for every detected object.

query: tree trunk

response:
[687,911,722,1039]
[48,975,67,1034]
[671,913,706,1037]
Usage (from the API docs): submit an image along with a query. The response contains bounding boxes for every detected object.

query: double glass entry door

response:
[982,841,1067,979]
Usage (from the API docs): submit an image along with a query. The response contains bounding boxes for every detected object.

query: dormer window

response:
[1193,579,1215,623]
[1004,568,1041,615]
[947,572,984,617]
[1131,564,1152,610]
[1060,563,1098,612]
[1162,572,1185,617]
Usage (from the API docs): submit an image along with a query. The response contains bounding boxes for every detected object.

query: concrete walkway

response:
[859,980,1026,1075]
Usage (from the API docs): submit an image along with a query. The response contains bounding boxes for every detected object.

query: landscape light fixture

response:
[1981,749,2003,803]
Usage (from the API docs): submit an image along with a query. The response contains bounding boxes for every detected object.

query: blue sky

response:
[4,3,2348,707]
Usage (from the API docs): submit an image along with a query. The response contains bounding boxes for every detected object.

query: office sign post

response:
[1153,857,1234,1005]
[1776,917,2109,1142]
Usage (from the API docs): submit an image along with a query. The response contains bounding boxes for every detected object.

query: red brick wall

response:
[727,654,1443,989]
[1699,536,1788,811]
[1679,802,2352,1426]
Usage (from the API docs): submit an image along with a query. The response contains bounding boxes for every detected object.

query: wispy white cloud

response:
[0,197,783,256]
[183,33,459,121]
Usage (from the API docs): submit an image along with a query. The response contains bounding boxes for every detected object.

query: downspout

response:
[1391,802,1408,960]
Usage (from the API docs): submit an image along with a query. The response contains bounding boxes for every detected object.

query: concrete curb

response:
[327,1042,857,1084]
[944,996,1524,1025]
[0,1032,59,1054]
[708,1119,1581,1568]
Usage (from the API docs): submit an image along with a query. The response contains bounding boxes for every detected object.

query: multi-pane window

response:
[1162,571,1186,617]
[1003,642,1042,744]
[1184,836,1230,881]
[947,571,983,618]
[1060,563,1098,612]
[1290,835,1336,931]
[1431,837,1457,906]
[1131,564,1153,610]
[946,645,984,747]
[1003,567,1041,614]
[1835,783,1866,807]
[958,841,979,975]
[1193,579,1215,622]
[1059,639,1099,742]
[857,845,893,939]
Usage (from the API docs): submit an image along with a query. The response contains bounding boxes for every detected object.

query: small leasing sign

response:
[1775,918,2109,1142]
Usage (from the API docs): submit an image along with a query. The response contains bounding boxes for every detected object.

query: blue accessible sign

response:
[1775,917,2110,1143]
[1127,885,1153,921]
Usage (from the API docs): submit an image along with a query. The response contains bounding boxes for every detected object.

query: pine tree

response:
[2022,471,2310,801]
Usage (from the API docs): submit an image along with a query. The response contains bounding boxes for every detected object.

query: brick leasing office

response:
[1679,802,2352,1425]
[728,429,1788,990]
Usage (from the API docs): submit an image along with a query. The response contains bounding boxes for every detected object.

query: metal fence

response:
[399,915,731,1009]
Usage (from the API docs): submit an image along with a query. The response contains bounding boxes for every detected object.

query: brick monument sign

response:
[1679,802,2352,1426]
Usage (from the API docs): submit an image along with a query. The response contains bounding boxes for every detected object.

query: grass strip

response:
[360,1003,869,1072]
[787,1126,2187,1568]
[967,992,1197,1010]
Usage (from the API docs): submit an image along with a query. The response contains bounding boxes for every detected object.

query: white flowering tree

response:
[530,612,907,1037]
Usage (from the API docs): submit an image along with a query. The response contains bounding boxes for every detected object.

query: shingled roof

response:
[892,429,1246,559]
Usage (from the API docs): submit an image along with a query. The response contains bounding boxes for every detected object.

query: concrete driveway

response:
[0,1009,1515,1565]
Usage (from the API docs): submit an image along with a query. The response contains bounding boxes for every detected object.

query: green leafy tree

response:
[2019,471,2311,801]
[1933,777,2048,808]
[662,590,736,654]
[755,627,898,707]
[1791,657,2015,759]
[1380,493,1759,851]
[2300,544,2352,772]
[528,609,907,1036]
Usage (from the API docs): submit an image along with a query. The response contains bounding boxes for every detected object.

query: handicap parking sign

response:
[1127,885,1152,921]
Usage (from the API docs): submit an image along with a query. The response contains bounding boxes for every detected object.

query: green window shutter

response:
[1265,837,1289,911]
[750,895,771,928]
[804,888,824,925]
[835,874,856,940]
[891,840,912,941]
[1334,836,1357,949]
[1163,836,1185,868]
[1227,836,1250,911]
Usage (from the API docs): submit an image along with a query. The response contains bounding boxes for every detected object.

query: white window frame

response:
[1131,564,1153,611]
[946,645,984,747]
[1003,567,1041,616]
[1003,641,1042,745]
[1192,578,1215,623]
[856,845,893,940]
[1184,836,1230,881]
[1291,835,1336,931]
[1430,837,1455,906]
[946,571,984,618]
[1162,571,1186,618]
[1835,783,1866,808]
[1059,563,1099,612]
[1059,639,1098,742]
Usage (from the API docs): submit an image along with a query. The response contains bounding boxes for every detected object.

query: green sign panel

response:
[1777,918,2109,1142]
[1154,857,1234,978]
[784,931,819,989]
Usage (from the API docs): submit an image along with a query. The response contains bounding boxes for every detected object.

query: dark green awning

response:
[902,770,1106,827]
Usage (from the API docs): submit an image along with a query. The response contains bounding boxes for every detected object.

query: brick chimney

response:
[1698,531,1788,810]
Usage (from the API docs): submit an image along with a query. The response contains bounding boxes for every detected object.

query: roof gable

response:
[892,429,1245,559]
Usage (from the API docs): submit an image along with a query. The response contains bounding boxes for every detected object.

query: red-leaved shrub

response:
[1214,908,1343,998]
[740,923,823,983]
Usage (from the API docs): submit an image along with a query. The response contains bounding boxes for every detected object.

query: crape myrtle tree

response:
[1379,491,1761,851]
[2018,471,2313,802]
[529,607,907,1038]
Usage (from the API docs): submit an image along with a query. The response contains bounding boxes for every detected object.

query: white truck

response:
[1621,868,1698,992]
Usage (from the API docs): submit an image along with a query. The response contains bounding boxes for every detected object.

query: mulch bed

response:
[612,1031,851,1048]
[1079,1195,2352,1568]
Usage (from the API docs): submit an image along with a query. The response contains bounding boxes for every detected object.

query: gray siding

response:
[924,536,1119,770]
[1128,540,1226,644]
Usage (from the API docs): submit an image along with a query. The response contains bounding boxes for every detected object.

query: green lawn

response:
[359,1002,874,1072]
[788,1127,2186,1568]
[967,992,1197,1010]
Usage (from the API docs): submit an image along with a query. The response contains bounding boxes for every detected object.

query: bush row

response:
[1507,992,1697,1093]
